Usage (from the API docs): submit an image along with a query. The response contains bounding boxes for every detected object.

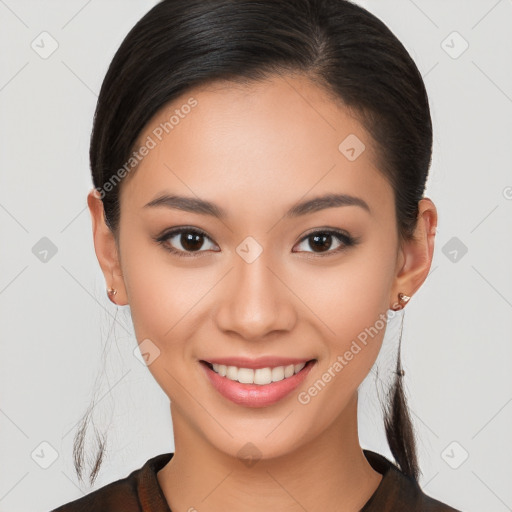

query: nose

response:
[214,251,297,342]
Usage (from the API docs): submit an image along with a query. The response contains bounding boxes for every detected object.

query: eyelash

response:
[154,226,359,259]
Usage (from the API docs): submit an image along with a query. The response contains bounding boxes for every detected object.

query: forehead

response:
[119,74,391,218]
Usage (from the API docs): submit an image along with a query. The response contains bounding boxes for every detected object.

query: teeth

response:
[254,367,272,385]
[271,366,285,382]
[238,368,254,384]
[210,361,307,385]
[284,364,295,378]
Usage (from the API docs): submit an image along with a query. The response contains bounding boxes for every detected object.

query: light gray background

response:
[1,1,511,511]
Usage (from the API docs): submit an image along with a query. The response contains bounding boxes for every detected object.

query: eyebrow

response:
[143,192,371,219]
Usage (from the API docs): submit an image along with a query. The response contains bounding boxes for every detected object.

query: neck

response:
[158,393,382,512]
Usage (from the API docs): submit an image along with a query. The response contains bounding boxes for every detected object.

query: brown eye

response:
[156,227,218,257]
[309,233,336,252]
[179,232,205,251]
[294,230,356,256]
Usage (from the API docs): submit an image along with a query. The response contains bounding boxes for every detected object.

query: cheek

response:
[119,239,206,396]
[119,228,219,370]
[309,242,395,335]
[302,234,397,381]
[119,230,185,343]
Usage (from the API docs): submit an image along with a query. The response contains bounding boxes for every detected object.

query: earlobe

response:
[389,198,438,310]
[87,188,127,305]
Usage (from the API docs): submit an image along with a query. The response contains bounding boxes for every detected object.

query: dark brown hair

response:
[76,0,431,485]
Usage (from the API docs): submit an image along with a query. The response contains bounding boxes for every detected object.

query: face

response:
[97,74,411,460]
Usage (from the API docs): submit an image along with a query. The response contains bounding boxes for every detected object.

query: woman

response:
[52,0,461,510]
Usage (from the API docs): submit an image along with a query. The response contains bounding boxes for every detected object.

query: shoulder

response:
[50,453,174,512]
[386,468,461,512]
[362,449,463,512]
[50,478,137,512]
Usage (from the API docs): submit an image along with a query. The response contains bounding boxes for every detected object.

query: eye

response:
[155,227,219,258]
[293,229,358,256]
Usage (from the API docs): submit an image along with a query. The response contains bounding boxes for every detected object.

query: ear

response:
[87,188,128,305]
[389,197,438,309]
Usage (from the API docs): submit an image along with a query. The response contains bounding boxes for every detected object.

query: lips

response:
[199,357,316,407]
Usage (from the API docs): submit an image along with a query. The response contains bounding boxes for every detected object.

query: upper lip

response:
[201,356,315,369]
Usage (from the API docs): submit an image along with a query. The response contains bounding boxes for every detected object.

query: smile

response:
[200,359,316,407]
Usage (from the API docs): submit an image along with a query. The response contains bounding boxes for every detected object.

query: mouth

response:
[199,358,317,407]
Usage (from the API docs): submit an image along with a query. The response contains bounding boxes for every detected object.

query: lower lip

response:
[200,360,316,408]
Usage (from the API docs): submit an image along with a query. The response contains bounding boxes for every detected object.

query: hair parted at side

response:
[77,0,432,485]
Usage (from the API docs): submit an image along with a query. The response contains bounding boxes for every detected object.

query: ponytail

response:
[382,316,420,481]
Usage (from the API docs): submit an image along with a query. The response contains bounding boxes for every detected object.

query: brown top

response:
[51,450,461,511]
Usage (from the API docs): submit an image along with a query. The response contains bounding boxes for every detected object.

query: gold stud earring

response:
[391,292,411,311]
[107,287,117,304]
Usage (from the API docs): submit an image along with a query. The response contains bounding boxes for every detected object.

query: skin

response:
[87,73,437,511]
